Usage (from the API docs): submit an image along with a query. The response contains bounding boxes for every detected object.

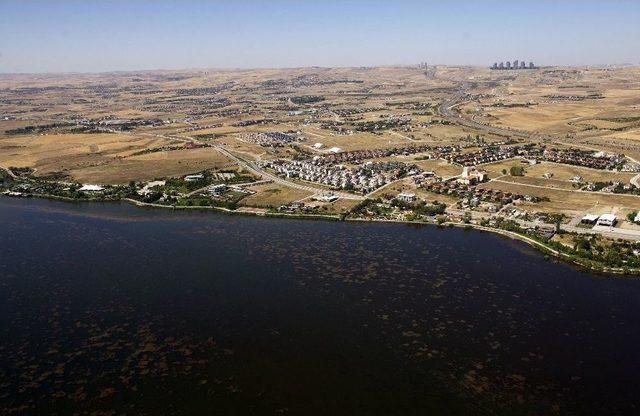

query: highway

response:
[432,79,640,242]
[437,88,552,142]
[438,78,640,190]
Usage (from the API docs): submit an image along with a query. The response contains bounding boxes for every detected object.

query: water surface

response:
[1,198,640,415]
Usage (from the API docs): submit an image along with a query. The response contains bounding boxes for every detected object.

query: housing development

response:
[2,64,640,272]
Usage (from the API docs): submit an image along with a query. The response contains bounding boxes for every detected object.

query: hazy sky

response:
[1,0,639,73]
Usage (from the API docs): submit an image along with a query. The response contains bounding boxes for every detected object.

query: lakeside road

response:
[2,192,639,275]
[6,193,640,415]
[123,194,640,242]
[433,79,640,242]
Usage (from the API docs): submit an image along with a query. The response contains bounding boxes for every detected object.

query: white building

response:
[313,194,339,202]
[79,184,104,192]
[458,166,487,185]
[184,174,205,182]
[596,214,617,227]
[209,184,228,194]
[397,192,417,202]
[138,180,166,196]
[581,214,599,225]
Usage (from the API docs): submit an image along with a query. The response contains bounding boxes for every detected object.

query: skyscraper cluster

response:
[491,60,535,70]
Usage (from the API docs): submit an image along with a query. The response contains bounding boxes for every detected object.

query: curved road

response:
[437,88,552,142]
[99,126,365,200]
[437,80,639,186]
[0,165,17,179]
[214,145,365,201]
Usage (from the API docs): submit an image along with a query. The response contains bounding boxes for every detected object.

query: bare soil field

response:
[413,159,462,177]
[474,66,640,140]
[69,147,233,184]
[480,180,640,217]
[0,133,171,172]
[482,160,636,183]
[2,65,639,217]
[242,184,312,208]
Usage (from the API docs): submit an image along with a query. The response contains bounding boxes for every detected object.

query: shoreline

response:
[4,193,639,276]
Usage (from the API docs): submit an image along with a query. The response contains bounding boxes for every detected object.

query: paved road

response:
[99,126,364,200]
[0,165,17,179]
[389,130,415,142]
[214,145,365,201]
[437,88,552,142]
[436,80,640,242]
[437,81,640,176]
[364,175,419,199]
[448,207,640,241]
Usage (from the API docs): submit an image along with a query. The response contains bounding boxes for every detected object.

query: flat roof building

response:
[79,184,104,192]
[596,214,617,227]
[581,214,599,224]
[397,192,417,202]
[184,174,205,182]
[313,193,339,202]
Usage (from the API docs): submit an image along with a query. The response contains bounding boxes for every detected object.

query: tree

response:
[574,238,591,252]
[509,166,525,176]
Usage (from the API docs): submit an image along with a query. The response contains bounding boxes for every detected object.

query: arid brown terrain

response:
[3,65,640,268]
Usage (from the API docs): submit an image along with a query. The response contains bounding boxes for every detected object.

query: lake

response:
[1,197,639,415]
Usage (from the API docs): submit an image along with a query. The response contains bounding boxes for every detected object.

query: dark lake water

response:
[1,197,640,415]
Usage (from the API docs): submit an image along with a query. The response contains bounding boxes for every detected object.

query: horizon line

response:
[2,63,639,77]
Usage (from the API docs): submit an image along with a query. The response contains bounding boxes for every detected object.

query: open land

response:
[3,65,640,272]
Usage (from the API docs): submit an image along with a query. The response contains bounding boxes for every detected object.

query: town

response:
[4,2,640,415]
[2,64,640,273]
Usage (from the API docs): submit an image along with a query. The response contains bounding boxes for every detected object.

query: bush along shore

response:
[2,168,640,276]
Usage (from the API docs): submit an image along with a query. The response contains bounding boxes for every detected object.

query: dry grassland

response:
[242,184,312,208]
[480,180,640,217]
[69,147,233,184]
